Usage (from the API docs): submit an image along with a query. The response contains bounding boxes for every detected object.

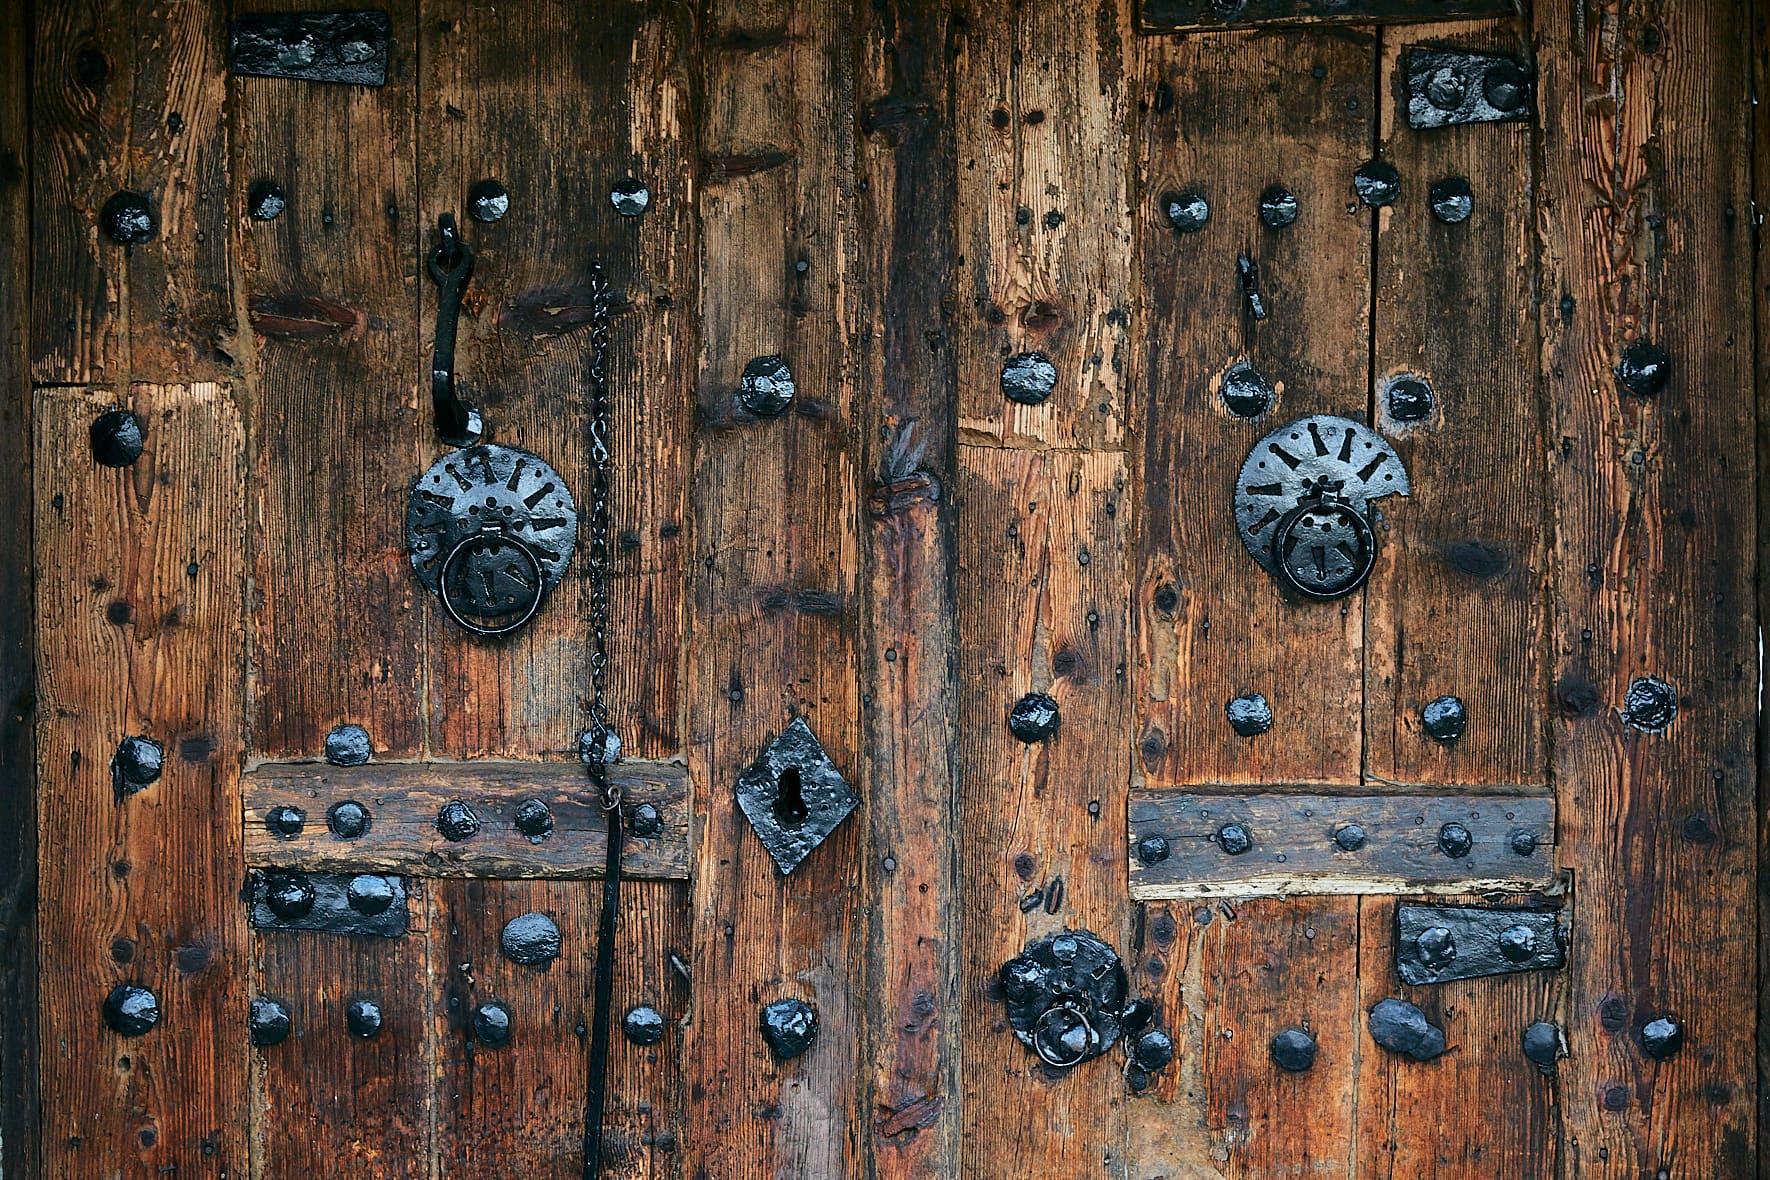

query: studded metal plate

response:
[1405,47,1534,130]
[248,871,410,938]
[1395,904,1565,985]
[999,929,1129,1069]
[406,444,578,632]
[1234,415,1409,598]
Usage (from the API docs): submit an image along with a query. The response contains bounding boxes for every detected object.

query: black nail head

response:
[327,799,371,840]
[623,1004,666,1045]
[738,355,796,417]
[1217,822,1252,856]
[1483,59,1530,113]
[1001,351,1058,406]
[1497,923,1537,963]
[1509,829,1538,856]
[760,997,819,1060]
[265,872,316,920]
[101,190,157,244]
[1437,821,1473,858]
[514,798,555,842]
[1120,997,1154,1033]
[578,726,623,766]
[324,723,373,766]
[247,180,287,221]
[1521,1021,1560,1071]
[1163,190,1210,233]
[1640,1015,1683,1060]
[1415,926,1456,967]
[1131,1028,1174,1071]
[1425,66,1469,110]
[500,912,562,967]
[1270,1027,1318,1072]
[1334,823,1366,851]
[1368,998,1446,1061]
[472,1000,512,1047]
[629,802,663,838]
[1353,159,1401,207]
[1225,692,1272,737]
[1135,835,1170,865]
[249,996,292,1047]
[266,804,306,839]
[102,984,160,1036]
[346,998,383,1039]
[610,178,651,218]
[1615,341,1670,398]
[1622,676,1677,733]
[466,179,509,223]
[1258,185,1299,228]
[111,734,163,797]
[1221,361,1274,418]
[91,410,147,467]
[1429,177,1473,224]
[346,873,396,916]
[1421,695,1467,742]
[1008,692,1061,743]
[436,800,481,841]
[1386,376,1435,422]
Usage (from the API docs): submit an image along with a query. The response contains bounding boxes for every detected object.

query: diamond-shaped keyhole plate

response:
[735,718,858,875]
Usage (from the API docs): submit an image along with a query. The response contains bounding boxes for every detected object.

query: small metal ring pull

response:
[438,525,546,637]
[1269,492,1378,600]
[428,212,484,447]
[1031,1001,1103,1069]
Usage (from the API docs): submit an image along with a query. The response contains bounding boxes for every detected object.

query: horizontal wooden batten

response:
[1137,0,1514,32]
[1129,790,1555,899]
[243,760,688,880]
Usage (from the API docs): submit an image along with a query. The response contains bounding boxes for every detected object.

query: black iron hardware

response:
[760,998,819,1060]
[467,180,510,224]
[1140,0,1513,33]
[250,996,292,1047]
[1429,178,1474,224]
[1522,1021,1561,1072]
[247,180,287,221]
[501,911,562,967]
[406,443,580,637]
[999,929,1138,1070]
[102,984,160,1037]
[610,178,651,218]
[1008,692,1061,742]
[100,191,156,245]
[1640,1015,1684,1060]
[735,717,859,875]
[623,1005,666,1046]
[248,871,409,938]
[1405,47,1534,130]
[111,734,163,800]
[1622,675,1677,732]
[1234,415,1409,600]
[1163,190,1209,233]
[325,723,373,766]
[230,10,391,86]
[739,355,796,416]
[427,212,484,446]
[1394,904,1565,985]
[91,410,146,467]
[346,997,384,1039]
[1002,352,1058,406]
[1270,1027,1317,1071]
[1368,997,1445,1060]
[473,1001,513,1046]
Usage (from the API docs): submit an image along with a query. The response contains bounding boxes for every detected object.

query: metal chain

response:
[583,260,619,812]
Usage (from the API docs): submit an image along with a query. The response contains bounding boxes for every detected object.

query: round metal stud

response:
[346,998,383,1039]
[91,410,146,467]
[101,190,156,244]
[610,178,651,218]
[1001,352,1058,406]
[1217,823,1253,856]
[103,984,160,1037]
[472,1000,512,1047]
[514,798,555,842]
[1163,190,1209,233]
[327,800,371,840]
[500,912,562,967]
[760,997,819,1061]
[623,1004,666,1046]
[1258,185,1299,228]
[1270,1027,1317,1072]
[266,805,306,839]
[738,355,795,417]
[1437,822,1473,858]
[325,723,373,766]
[1353,159,1401,207]
[1008,692,1060,743]
[250,996,293,1047]
[466,179,510,223]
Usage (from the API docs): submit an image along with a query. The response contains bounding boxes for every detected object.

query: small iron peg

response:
[428,212,484,446]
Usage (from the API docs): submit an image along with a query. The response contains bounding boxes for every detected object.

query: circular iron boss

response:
[1271,498,1376,600]
[407,444,578,634]
[999,929,1128,1070]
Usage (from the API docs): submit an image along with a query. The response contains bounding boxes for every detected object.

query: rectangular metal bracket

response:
[1139,0,1514,34]
[1395,903,1566,984]
[1405,46,1535,129]
[230,11,391,86]
[249,871,410,938]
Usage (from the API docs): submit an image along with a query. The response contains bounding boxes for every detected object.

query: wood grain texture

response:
[854,1,963,1174]
[1535,0,1758,1175]
[685,1,867,1176]
[957,446,1133,1179]
[1757,8,1770,1178]
[0,4,37,1173]
[1365,19,1545,789]
[1135,29,1374,789]
[34,384,249,1178]
[243,759,689,879]
[952,0,1136,450]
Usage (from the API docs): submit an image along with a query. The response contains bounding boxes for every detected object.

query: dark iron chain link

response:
[584,261,618,810]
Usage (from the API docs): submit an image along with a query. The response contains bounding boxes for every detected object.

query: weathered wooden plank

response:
[1139,0,1512,33]
[957,446,1133,1177]
[852,1,962,1173]
[952,0,1136,450]
[1125,903,1204,1179]
[31,0,233,384]
[1353,893,1559,1176]
[1536,0,1758,1175]
[35,384,249,1177]
[1129,791,1555,898]
[685,1,866,1176]
[1135,29,1374,789]
[0,4,37,1172]
[235,0,423,759]
[243,759,689,879]
[1365,19,1545,789]
[1757,9,1770,1179]
[419,0,692,762]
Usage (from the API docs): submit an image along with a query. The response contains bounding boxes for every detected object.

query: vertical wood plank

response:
[0,3,37,1172]
[685,1,866,1177]
[957,447,1132,1178]
[1757,7,1770,1178]
[853,2,963,1175]
[35,384,249,1178]
[1364,19,1545,788]
[1124,903,1204,1180]
[952,0,1135,450]
[1136,30,1374,789]
[1536,0,1758,1174]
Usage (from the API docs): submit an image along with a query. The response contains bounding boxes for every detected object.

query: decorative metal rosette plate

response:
[999,929,1130,1069]
[406,444,578,635]
[1234,414,1409,600]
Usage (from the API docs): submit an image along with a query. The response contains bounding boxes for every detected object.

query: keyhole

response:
[774,766,807,828]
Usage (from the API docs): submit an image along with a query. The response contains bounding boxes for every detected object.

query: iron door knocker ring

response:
[437,524,548,637]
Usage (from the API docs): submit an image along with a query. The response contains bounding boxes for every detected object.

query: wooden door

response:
[3,1,1760,1178]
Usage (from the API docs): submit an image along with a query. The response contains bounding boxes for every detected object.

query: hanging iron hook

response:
[427,212,484,446]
